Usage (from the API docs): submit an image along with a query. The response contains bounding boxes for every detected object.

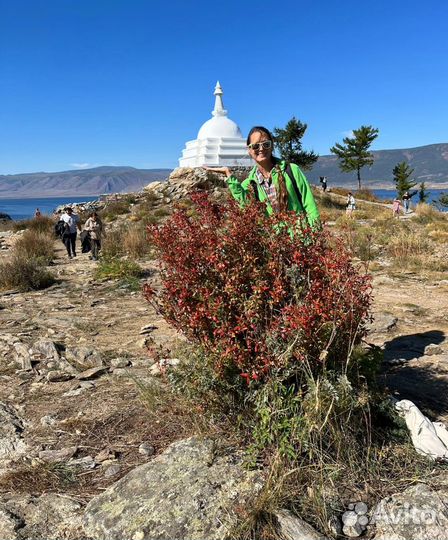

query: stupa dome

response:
[197,116,243,140]
[178,81,252,168]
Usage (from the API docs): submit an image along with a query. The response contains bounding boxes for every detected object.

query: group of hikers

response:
[53,207,103,261]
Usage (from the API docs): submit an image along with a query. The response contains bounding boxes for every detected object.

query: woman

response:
[346,192,356,218]
[83,212,103,261]
[206,126,320,226]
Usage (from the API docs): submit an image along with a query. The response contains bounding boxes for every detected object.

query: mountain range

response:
[309,143,448,188]
[1,142,448,197]
[0,167,172,198]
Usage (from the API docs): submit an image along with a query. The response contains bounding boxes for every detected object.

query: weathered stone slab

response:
[372,483,448,540]
[83,437,264,540]
[0,402,26,460]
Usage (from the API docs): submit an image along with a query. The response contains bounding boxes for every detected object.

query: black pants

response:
[63,232,77,257]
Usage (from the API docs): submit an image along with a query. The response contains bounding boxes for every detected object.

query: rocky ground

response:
[1,175,448,539]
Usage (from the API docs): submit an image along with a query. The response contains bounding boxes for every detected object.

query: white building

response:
[179,81,252,168]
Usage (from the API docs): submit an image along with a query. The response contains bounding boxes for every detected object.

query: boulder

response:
[65,346,104,369]
[0,493,84,540]
[275,509,329,540]
[83,437,264,540]
[372,483,448,540]
[0,402,26,460]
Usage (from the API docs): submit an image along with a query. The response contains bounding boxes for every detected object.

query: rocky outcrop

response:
[0,402,26,460]
[83,437,264,540]
[372,483,448,540]
[0,493,84,540]
[0,212,12,223]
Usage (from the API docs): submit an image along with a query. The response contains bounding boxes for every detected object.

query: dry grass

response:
[13,215,55,234]
[0,254,55,291]
[122,224,150,259]
[13,229,55,264]
[412,203,446,224]
[0,461,77,494]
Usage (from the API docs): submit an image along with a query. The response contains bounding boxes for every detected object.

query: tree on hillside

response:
[418,182,429,204]
[273,117,318,170]
[330,125,379,190]
[392,161,417,198]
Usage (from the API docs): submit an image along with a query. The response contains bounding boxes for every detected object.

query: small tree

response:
[418,182,430,203]
[331,126,379,189]
[273,117,318,170]
[393,161,417,198]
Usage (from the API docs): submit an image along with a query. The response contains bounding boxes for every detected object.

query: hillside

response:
[0,166,172,198]
[309,142,448,187]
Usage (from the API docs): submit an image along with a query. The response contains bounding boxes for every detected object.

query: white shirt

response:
[61,212,80,234]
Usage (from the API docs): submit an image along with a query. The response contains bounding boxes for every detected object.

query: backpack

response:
[54,220,66,238]
[250,163,304,209]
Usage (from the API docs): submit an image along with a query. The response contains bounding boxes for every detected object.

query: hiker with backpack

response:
[204,126,320,227]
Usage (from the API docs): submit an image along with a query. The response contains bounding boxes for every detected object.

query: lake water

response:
[0,196,99,221]
[1,188,447,221]
[371,188,447,206]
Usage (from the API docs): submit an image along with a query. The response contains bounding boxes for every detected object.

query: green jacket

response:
[226,160,320,226]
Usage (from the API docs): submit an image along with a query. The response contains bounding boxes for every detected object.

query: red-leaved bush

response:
[144,194,372,383]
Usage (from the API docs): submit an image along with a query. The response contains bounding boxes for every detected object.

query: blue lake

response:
[0,196,99,221]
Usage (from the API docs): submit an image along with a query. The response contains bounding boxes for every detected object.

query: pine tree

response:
[273,117,318,170]
[330,126,379,189]
[393,161,417,198]
[418,182,429,203]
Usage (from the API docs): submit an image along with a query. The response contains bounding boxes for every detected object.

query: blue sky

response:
[1,0,447,174]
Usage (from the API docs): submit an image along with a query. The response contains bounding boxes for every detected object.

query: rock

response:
[372,483,448,540]
[368,312,398,334]
[354,502,368,515]
[139,324,157,335]
[424,344,444,356]
[343,521,364,537]
[68,455,96,469]
[104,464,121,478]
[40,415,57,427]
[149,358,180,376]
[65,346,104,369]
[1,493,84,540]
[38,446,78,462]
[95,448,117,463]
[46,370,74,382]
[275,509,329,540]
[138,442,155,456]
[0,507,23,540]
[30,339,61,362]
[83,437,264,540]
[110,357,131,368]
[0,402,26,460]
[12,342,32,370]
[76,366,108,380]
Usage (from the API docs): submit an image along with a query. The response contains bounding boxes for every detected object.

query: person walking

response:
[60,207,81,259]
[34,208,41,218]
[392,197,402,218]
[205,126,320,227]
[83,212,103,261]
[346,192,356,218]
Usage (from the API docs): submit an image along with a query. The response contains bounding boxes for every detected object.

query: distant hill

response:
[308,143,448,188]
[0,166,172,198]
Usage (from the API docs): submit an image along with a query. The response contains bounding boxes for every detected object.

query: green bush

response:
[95,256,144,281]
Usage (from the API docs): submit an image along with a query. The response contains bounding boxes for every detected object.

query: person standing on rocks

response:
[204,126,320,227]
[83,212,103,261]
[61,207,81,259]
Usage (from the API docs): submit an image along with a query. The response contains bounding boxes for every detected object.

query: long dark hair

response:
[247,126,288,212]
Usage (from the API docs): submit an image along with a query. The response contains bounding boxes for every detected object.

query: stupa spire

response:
[212,81,227,117]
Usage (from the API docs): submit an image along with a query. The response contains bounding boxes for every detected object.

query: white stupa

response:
[179,81,252,168]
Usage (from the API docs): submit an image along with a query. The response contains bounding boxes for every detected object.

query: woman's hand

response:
[203,166,232,178]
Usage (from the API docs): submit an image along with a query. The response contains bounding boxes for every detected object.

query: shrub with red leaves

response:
[144,193,372,383]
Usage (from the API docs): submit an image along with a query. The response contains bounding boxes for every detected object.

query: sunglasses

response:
[248,140,273,151]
